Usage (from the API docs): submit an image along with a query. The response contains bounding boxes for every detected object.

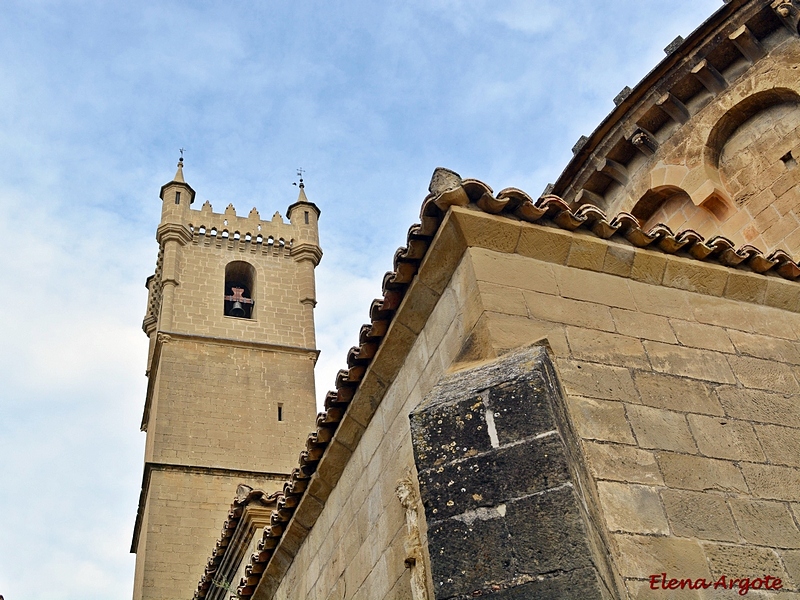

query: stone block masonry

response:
[460,239,800,598]
[409,347,614,600]
[133,165,322,600]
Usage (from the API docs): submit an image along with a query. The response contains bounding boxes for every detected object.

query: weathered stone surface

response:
[476,281,528,317]
[506,485,594,575]
[469,247,558,295]
[661,489,737,542]
[662,258,729,296]
[524,289,616,332]
[567,327,649,368]
[417,433,570,521]
[656,452,747,493]
[702,542,787,582]
[633,371,723,415]
[584,441,663,485]
[687,414,765,462]
[740,463,800,502]
[487,567,606,600]
[629,249,668,285]
[410,346,608,600]
[488,375,557,444]
[726,355,800,394]
[409,390,493,472]
[669,319,735,353]
[643,341,736,384]
[567,396,636,443]
[627,404,697,453]
[555,359,637,402]
[613,534,712,579]
[597,481,669,534]
[755,423,800,467]
[723,270,769,304]
[716,386,800,428]
[425,503,513,595]
[629,280,694,320]
[612,308,677,343]
[728,499,800,548]
[603,243,636,278]
[515,224,573,265]
[567,233,609,272]
[555,265,637,310]
[727,329,800,365]
[780,549,800,588]
[483,312,571,357]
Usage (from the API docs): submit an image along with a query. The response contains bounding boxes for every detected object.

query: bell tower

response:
[131,160,322,600]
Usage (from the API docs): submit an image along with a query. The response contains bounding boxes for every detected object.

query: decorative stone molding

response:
[629,128,659,157]
[772,0,800,35]
[155,222,193,246]
[290,242,323,265]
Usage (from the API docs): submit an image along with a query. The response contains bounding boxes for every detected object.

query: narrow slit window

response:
[304,210,309,224]
[175,191,181,205]
[277,404,284,422]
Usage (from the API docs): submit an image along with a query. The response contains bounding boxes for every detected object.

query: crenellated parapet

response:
[186,200,299,256]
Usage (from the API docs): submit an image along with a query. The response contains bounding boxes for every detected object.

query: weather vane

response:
[293,167,306,188]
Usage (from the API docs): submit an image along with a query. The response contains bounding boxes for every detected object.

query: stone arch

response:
[224,260,256,319]
[705,88,800,168]
[660,90,800,216]
[631,186,687,224]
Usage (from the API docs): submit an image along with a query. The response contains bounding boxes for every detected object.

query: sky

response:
[0,1,722,598]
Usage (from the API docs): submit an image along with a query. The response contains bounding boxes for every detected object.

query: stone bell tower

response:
[131,159,322,600]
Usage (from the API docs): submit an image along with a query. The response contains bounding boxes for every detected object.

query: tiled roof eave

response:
[193,486,280,600]
[229,167,800,600]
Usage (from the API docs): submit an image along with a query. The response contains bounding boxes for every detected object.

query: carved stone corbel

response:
[629,127,659,157]
[772,0,800,36]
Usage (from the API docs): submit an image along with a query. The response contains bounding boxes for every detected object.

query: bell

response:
[229,301,246,318]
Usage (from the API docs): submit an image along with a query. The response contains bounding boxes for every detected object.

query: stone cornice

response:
[552,0,792,205]
[130,462,287,555]
[156,222,193,245]
[286,200,321,218]
[290,242,323,265]
[159,178,196,203]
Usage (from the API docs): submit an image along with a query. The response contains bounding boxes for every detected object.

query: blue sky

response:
[0,1,722,598]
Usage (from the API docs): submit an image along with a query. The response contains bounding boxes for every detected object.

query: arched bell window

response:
[224,261,256,319]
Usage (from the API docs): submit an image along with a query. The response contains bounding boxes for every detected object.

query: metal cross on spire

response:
[294,167,306,188]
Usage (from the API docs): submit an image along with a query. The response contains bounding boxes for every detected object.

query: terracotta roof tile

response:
[193,485,280,600]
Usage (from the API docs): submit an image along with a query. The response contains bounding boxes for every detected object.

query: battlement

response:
[187,201,297,254]
[157,161,320,253]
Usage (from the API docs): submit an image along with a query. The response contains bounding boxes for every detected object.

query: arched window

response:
[224,261,256,319]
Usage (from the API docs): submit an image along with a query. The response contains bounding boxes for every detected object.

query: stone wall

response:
[643,99,800,253]
[264,208,800,600]
[170,240,312,349]
[145,337,317,474]
[409,347,612,599]
[463,240,800,599]
[266,247,484,600]
[132,469,283,600]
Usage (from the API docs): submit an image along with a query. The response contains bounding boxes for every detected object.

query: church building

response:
[133,0,800,598]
